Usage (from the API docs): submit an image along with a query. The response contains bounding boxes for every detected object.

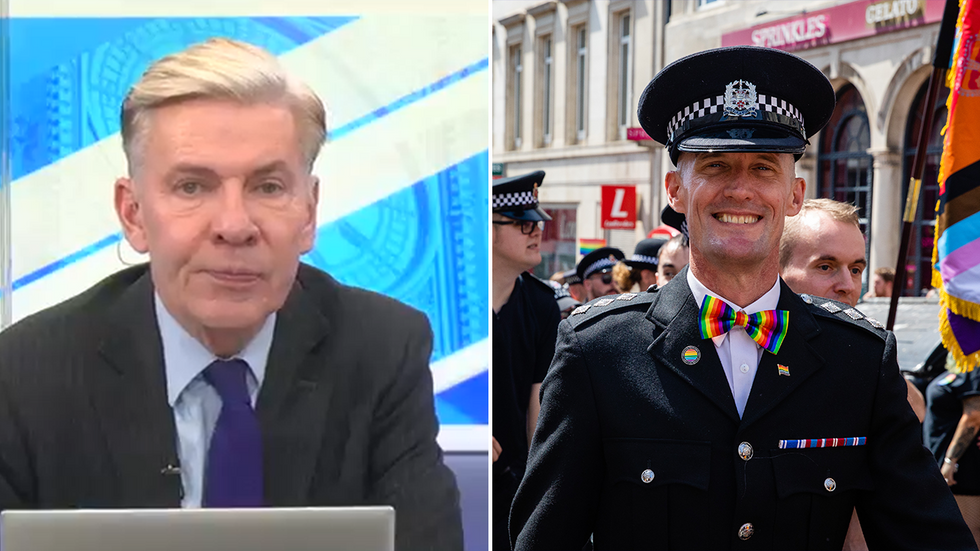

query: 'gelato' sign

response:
[866,0,922,26]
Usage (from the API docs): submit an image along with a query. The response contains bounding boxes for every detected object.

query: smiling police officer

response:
[510,46,975,551]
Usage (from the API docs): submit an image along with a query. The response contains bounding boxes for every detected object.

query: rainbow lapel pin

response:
[778,364,790,377]
[681,345,701,365]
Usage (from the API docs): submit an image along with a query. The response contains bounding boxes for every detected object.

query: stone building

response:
[493,0,946,295]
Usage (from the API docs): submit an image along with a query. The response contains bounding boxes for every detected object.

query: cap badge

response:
[532,182,539,200]
[728,128,754,139]
[724,79,759,118]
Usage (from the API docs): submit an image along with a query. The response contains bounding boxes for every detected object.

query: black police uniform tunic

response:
[492,273,560,549]
[511,267,975,550]
[926,369,980,495]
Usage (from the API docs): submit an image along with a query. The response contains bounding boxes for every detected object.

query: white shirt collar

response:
[687,269,782,346]
[155,293,275,406]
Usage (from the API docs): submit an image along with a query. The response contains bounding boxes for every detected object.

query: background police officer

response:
[576,247,625,301]
[491,170,560,551]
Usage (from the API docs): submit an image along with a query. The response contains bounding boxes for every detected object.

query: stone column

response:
[869,148,903,279]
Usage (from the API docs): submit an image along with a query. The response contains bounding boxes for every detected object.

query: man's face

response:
[666,152,804,274]
[872,274,893,297]
[115,99,318,337]
[567,282,587,303]
[638,268,659,291]
[492,214,542,273]
[657,244,689,287]
[780,210,866,307]
[584,270,619,300]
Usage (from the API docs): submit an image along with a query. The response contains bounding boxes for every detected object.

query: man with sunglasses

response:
[491,170,560,551]
[576,247,625,301]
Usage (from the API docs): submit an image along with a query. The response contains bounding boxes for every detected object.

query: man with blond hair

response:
[780,199,923,420]
[0,38,463,550]
[779,197,926,550]
[779,198,867,307]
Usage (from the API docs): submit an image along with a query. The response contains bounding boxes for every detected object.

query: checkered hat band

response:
[493,191,535,210]
[666,93,805,141]
[629,254,659,265]
[584,258,618,279]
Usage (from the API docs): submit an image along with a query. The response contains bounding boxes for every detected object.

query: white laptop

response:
[0,506,394,551]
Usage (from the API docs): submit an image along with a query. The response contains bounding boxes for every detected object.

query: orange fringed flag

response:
[933,0,980,371]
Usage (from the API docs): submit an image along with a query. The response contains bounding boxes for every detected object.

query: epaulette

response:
[800,293,888,341]
[567,287,659,330]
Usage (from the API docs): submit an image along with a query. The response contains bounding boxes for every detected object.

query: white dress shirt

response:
[155,294,275,507]
[687,270,781,418]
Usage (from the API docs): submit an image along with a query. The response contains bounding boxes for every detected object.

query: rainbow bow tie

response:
[699,295,789,354]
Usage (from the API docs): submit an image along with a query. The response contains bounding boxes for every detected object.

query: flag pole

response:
[886,0,961,330]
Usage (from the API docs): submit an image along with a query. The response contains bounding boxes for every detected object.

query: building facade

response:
[493,0,947,296]
[492,0,670,278]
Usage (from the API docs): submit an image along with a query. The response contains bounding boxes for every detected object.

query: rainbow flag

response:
[933,0,980,371]
[579,238,606,255]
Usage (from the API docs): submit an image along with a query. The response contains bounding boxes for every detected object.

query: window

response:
[901,82,949,296]
[817,84,873,288]
[509,45,523,150]
[533,206,578,278]
[698,0,722,7]
[616,12,632,140]
[540,35,554,146]
[568,24,588,144]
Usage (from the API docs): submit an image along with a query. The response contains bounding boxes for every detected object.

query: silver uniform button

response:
[738,523,754,540]
[641,469,655,484]
[824,477,837,492]
[738,442,754,461]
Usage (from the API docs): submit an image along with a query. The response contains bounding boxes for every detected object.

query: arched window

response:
[901,81,948,296]
[818,85,873,242]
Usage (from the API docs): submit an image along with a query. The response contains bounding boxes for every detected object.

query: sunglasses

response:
[591,272,613,284]
[492,220,545,235]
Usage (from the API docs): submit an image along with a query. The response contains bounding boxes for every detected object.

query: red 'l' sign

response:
[601,185,636,230]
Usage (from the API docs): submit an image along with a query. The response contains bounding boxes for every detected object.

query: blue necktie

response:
[202,359,264,507]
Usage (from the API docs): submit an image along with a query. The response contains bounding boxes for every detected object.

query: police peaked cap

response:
[492,170,552,222]
[624,237,669,272]
[661,205,688,239]
[637,46,836,165]
[577,247,626,281]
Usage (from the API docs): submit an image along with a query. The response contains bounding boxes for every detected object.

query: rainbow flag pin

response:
[778,364,790,377]
[579,238,606,255]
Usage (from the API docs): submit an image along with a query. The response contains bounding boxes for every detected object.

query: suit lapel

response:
[739,281,825,429]
[646,271,740,422]
[92,269,182,506]
[257,274,332,505]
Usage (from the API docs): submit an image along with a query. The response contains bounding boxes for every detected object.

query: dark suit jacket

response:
[0,263,463,551]
[511,269,975,550]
